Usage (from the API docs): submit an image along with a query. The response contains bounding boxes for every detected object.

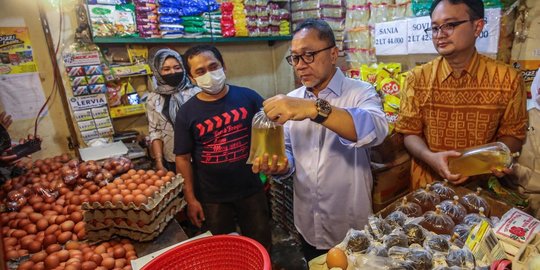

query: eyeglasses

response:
[424,20,472,37]
[285,45,335,66]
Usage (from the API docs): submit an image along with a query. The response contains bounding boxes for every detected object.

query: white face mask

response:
[195,68,226,95]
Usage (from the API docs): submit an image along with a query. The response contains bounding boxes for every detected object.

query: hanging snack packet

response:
[247,110,286,166]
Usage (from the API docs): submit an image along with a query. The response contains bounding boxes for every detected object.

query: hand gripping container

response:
[141,235,271,270]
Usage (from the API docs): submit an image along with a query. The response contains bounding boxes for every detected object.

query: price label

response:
[407,16,438,54]
[374,20,408,55]
[476,8,501,54]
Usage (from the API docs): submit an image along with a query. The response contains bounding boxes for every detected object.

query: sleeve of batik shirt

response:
[498,73,528,140]
[395,70,423,135]
[146,93,166,143]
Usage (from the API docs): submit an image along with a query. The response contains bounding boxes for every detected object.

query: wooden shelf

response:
[93,36,292,45]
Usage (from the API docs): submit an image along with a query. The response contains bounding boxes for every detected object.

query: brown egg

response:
[122,194,134,205]
[143,188,154,197]
[58,231,72,244]
[17,249,29,257]
[120,189,131,197]
[82,261,97,270]
[126,183,137,190]
[73,221,85,233]
[101,257,115,269]
[31,251,48,263]
[23,224,37,234]
[4,237,17,247]
[100,194,112,204]
[113,247,126,259]
[156,170,166,177]
[154,180,164,187]
[166,171,175,177]
[45,224,59,235]
[90,253,103,265]
[57,249,70,262]
[131,190,143,196]
[33,262,45,270]
[89,193,100,203]
[11,229,27,238]
[137,184,149,191]
[162,176,172,182]
[133,194,148,206]
[70,212,83,223]
[28,240,43,253]
[93,244,107,254]
[111,194,124,205]
[114,258,127,268]
[36,219,49,232]
[18,219,31,229]
[60,220,75,232]
[65,241,80,250]
[44,254,60,269]
[55,215,67,225]
[45,244,61,254]
[98,188,109,195]
[6,249,19,260]
[29,213,44,223]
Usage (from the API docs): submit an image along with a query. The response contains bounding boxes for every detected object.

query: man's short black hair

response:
[292,19,336,47]
[430,0,484,20]
[183,45,225,75]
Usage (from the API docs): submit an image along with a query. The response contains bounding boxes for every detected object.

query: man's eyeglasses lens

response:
[286,45,335,66]
[424,20,471,37]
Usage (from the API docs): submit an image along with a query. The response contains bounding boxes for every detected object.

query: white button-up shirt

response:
[285,68,388,249]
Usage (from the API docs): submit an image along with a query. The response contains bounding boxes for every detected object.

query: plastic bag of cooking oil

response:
[247,109,286,166]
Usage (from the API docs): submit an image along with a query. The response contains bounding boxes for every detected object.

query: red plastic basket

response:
[141,235,271,270]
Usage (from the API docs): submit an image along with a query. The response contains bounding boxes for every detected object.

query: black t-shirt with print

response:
[174,85,264,203]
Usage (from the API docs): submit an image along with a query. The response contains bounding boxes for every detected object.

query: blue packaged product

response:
[159,24,185,31]
[157,7,180,15]
[84,65,103,75]
[158,0,181,6]
[88,84,107,94]
[159,16,183,24]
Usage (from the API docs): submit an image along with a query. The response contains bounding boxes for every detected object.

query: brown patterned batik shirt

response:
[396,51,527,189]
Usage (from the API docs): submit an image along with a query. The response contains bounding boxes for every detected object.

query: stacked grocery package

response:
[82,169,185,242]
[202,11,223,38]
[245,0,269,36]
[134,0,161,38]
[180,0,220,38]
[221,2,236,37]
[232,0,249,36]
[270,177,300,241]
[157,0,185,38]
[344,0,373,71]
[291,0,345,50]
[268,2,290,36]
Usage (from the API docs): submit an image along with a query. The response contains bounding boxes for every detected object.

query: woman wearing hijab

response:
[146,48,200,172]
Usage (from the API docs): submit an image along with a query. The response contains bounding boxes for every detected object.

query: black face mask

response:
[162,72,184,87]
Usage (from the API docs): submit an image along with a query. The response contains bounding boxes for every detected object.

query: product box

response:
[371,152,411,205]
[74,109,93,122]
[91,107,109,119]
[109,103,146,118]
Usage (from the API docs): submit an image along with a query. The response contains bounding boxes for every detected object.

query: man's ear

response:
[474,18,485,38]
[330,46,339,65]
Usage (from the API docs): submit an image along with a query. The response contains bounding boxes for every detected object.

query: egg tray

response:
[86,209,179,242]
[82,174,184,211]
[86,196,186,234]
[83,183,183,225]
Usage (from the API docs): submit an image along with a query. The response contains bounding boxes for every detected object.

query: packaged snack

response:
[462,207,492,227]
[406,248,433,270]
[366,215,393,240]
[446,248,476,269]
[403,223,426,245]
[493,208,540,247]
[420,205,456,235]
[410,184,441,212]
[429,180,456,201]
[86,75,106,84]
[70,76,88,87]
[383,229,409,249]
[66,66,85,76]
[439,196,467,224]
[452,224,471,248]
[114,4,137,37]
[89,84,107,94]
[395,197,423,217]
[84,65,103,75]
[385,210,407,228]
[424,234,451,253]
[73,86,89,96]
[345,229,371,253]
[88,5,116,37]
[459,187,491,216]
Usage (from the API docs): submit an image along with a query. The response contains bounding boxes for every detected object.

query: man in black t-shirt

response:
[174,45,271,250]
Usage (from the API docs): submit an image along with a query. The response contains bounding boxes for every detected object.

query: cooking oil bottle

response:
[448,142,517,177]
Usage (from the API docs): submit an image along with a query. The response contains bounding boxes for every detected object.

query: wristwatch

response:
[312,98,332,124]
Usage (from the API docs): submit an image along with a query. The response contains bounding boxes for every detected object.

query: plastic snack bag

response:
[247,110,286,166]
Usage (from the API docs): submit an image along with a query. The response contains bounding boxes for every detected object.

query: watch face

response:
[317,98,332,115]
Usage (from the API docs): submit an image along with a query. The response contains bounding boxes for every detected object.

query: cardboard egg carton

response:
[86,202,183,242]
[83,183,183,225]
[86,196,186,234]
[82,174,184,211]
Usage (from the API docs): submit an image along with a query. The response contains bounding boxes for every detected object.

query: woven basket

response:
[141,235,271,270]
